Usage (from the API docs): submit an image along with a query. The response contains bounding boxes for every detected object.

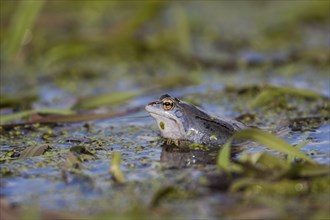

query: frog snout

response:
[147,101,158,106]
[145,103,157,112]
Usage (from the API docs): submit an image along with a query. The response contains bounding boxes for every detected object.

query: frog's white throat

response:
[149,112,186,140]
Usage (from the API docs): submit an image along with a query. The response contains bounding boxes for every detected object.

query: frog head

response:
[145,94,189,140]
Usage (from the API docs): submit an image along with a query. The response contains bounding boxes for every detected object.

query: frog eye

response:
[162,99,174,111]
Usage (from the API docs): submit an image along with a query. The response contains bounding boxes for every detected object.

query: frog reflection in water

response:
[145,94,246,147]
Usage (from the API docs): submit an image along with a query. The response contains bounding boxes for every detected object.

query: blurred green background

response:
[1,0,329,100]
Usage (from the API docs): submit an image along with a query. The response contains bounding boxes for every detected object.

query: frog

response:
[145,94,246,147]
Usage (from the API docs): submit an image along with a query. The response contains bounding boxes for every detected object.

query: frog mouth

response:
[145,105,180,126]
[147,112,178,124]
[146,106,187,137]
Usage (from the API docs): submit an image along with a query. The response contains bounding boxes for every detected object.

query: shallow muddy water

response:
[1,74,329,218]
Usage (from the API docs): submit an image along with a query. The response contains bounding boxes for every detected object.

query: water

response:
[1,80,329,215]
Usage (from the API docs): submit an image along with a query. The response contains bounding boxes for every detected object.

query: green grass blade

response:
[2,0,45,60]
[250,86,325,108]
[73,91,141,110]
[109,152,125,184]
[172,4,191,55]
[217,128,314,170]
[287,139,310,162]
[233,129,314,164]
[250,89,282,108]
[0,108,75,124]
[282,87,325,99]
[217,137,232,171]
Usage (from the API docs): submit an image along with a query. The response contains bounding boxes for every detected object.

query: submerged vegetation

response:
[0,1,329,219]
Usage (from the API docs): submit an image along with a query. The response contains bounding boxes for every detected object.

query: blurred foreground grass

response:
[1,0,329,120]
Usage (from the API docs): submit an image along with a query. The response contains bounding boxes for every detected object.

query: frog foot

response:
[166,139,180,146]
